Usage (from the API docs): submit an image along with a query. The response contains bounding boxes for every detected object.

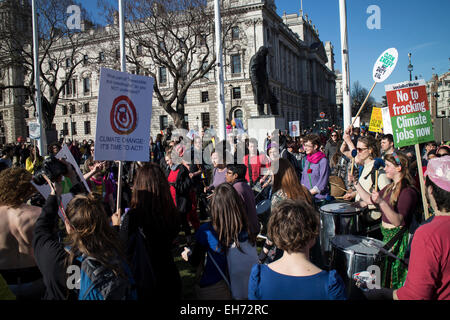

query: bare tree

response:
[0,0,98,142]
[351,81,375,119]
[99,0,239,129]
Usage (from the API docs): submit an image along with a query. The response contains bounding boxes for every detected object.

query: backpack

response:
[127,227,157,297]
[77,254,137,300]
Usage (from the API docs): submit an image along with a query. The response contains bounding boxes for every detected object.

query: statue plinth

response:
[247,115,285,153]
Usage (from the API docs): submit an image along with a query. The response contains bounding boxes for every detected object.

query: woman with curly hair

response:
[0,167,43,299]
[248,199,347,300]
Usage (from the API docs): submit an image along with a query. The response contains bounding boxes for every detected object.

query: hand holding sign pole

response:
[350,48,398,176]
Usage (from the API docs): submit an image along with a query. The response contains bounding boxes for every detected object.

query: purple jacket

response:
[232,180,259,237]
[301,157,330,200]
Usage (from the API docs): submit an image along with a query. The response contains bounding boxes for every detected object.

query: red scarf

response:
[306,151,326,164]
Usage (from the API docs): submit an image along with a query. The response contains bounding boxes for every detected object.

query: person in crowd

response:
[351,127,361,146]
[69,140,82,165]
[380,134,395,158]
[342,127,391,239]
[325,131,341,161]
[300,134,330,204]
[25,146,44,174]
[225,164,260,239]
[422,141,438,166]
[112,163,182,300]
[243,138,269,187]
[362,156,450,300]
[0,145,14,168]
[280,140,302,181]
[165,147,194,242]
[436,145,450,157]
[349,152,417,289]
[181,183,254,300]
[329,141,351,191]
[19,143,31,168]
[0,168,44,299]
[80,140,90,163]
[188,136,208,220]
[83,157,115,216]
[33,171,135,300]
[259,159,314,264]
[248,199,347,300]
[204,147,229,194]
[48,143,61,156]
[154,134,165,163]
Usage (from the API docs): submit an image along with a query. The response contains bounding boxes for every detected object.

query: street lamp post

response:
[408,53,413,81]
[229,83,233,113]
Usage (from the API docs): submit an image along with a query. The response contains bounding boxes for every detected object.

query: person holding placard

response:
[25,146,43,174]
[349,152,418,289]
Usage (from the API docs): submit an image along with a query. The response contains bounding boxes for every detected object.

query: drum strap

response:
[382,226,408,252]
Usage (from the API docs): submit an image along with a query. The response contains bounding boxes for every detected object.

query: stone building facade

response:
[0,0,337,145]
[426,71,450,118]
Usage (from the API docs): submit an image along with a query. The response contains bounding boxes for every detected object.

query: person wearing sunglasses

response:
[342,126,391,239]
[324,131,341,164]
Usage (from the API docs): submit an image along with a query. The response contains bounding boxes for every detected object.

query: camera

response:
[32,156,68,185]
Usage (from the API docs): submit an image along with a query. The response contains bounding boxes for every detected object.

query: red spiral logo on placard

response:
[110,95,137,135]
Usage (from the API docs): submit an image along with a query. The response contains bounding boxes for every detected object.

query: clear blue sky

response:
[81,0,450,102]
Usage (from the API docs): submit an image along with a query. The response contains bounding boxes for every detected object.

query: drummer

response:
[349,152,418,289]
[342,126,391,239]
[362,156,450,300]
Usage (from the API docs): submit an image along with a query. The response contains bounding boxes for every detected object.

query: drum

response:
[330,235,385,298]
[319,202,366,267]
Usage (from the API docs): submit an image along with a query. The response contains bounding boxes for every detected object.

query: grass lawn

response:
[172,225,266,300]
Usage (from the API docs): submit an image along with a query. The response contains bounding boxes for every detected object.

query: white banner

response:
[289,121,300,137]
[28,121,40,140]
[381,107,393,135]
[94,68,154,162]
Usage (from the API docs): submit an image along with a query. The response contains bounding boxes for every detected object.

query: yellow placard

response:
[368,106,383,133]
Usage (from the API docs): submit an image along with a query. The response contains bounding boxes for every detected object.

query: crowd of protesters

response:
[0,122,449,301]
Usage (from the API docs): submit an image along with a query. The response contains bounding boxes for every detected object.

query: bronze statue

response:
[249,46,279,116]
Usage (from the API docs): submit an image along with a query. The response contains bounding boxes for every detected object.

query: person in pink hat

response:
[363,156,450,300]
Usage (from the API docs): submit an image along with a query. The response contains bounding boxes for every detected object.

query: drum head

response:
[320,202,365,214]
[256,199,271,215]
[331,235,385,256]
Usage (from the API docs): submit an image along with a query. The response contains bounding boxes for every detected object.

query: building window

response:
[231,54,241,74]
[201,60,210,79]
[83,103,89,113]
[0,89,2,103]
[83,78,90,95]
[231,26,240,40]
[62,105,68,115]
[71,121,77,135]
[232,87,241,99]
[63,122,68,135]
[84,121,91,134]
[201,112,210,128]
[99,52,105,63]
[115,49,120,59]
[64,78,76,96]
[136,44,143,56]
[159,115,168,130]
[83,54,89,65]
[24,109,29,118]
[70,104,76,114]
[201,91,209,103]
[65,58,71,68]
[159,66,167,84]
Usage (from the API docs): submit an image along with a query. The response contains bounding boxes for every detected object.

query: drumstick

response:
[375,170,379,192]
[329,182,348,193]
[334,196,346,199]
